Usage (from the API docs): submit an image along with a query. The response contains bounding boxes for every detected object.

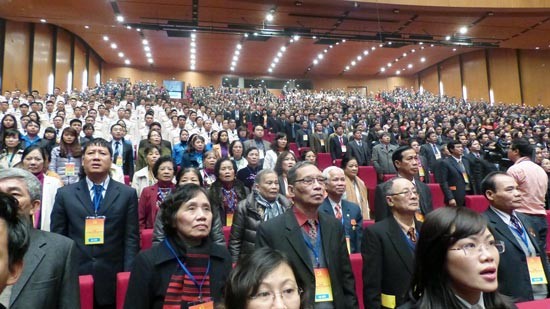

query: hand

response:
[448,199,457,207]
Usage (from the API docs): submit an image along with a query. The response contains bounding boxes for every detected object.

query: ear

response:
[6,260,23,286]
[386,196,394,207]
[485,190,495,202]
[287,185,296,198]
[29,199,41,216]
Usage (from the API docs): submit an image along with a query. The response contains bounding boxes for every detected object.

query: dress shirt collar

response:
[455,292,485,309]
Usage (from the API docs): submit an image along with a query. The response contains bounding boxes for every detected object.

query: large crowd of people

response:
[0,80,548,308]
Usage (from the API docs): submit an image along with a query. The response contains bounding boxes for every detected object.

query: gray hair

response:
[287,161,315,185]
[0,168,42,201]
[383,177,398,197]
[254,169,277,185]
[322,166,343,180]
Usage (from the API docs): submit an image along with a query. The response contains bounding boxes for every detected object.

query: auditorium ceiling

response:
[1,0,550,77]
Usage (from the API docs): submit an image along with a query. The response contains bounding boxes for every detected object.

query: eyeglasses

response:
[389,189,418,198]
[249,287,303,303]
[294,176,327,186]
[449,240,505,256]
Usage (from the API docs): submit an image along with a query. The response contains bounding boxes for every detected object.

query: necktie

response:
[56,129,59,136]
[407,227,417,243]
[92,184,104,213]
[510,215,523,236]
[339,136,343,145]
[432,143,439,155]
[358,141,362,147]
[335,204,342,220]
[113,141,120,161]
[307,219,317,242]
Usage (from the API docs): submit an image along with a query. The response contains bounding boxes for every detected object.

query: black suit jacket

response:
[420,143,439,172]
[51,179,140,306]
[256,209,358,308]
[113,139,135,179]
[348,139,371,166]
[483,208,550,301]
[464,153,497,195]
[319,198,363,253]
[330,135,349,161]
[362,216,420,309]
[374,178,432,222]
[439,156,472,207]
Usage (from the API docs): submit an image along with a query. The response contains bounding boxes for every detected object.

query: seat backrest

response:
[317,152,332,170]
[465,195,489,213]
[546,210,550,253]
[79,275,94,309]
[124,175,130,185]
[358,166,377,190]
[116,272,131,309]
[349,253,364,309]
[140,229,153,251]
[382,174,396,182]
[362,220,375,230]
[289,142,299,156]
[427,183,445,209]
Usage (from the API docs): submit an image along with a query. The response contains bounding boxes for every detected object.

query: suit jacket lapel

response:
[319,213,335,269]
[75,180,94,216]
[99,181,120,215]
[285,212,314,276]
[10,230,46,305]
[486,209,524,252]
[386,217,414,274]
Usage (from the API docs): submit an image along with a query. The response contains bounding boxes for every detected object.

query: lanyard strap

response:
[303,223,322,268]
[164,239,211,301]
[510,223,532,256]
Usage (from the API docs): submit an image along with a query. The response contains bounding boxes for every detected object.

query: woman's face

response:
[410,141,420,153]
[180,131,189,142]
[211,132,219,143]
[246,263,301,309]
[4,135,20,149]
[62,132,76,144]
[446,229,499,303]
[179,171,201,186]
[277,136,288,149]
[2,117,14,128]
[247,150,259,166]
[304,151,316,163]
[23,149,44,173]
[157,161,174,182]
[218,160,235,183]
[204,153,218,169]
[146,149,160,167]
[542,159,550,172]
[194,139,205,152]
[29,113,38,121]
[175,191,212,241]
[344,159,359,177]
[281,154,296,172]
[149,131,161,145]
[219,132,228,143]
[232,142,243,158]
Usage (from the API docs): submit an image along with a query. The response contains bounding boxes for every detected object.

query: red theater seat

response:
[349,253,364,309]
[334,159,342,168]
[79,275,94,309]
[546,210,550,256]
[362,220,375,230]
[124,175,130,185]
[429,173,435,183]
[317,153,332,170]
[465,195,488,213]
[382,174,396,182]
[223,226,231,246]
[358,166,377,190]
[428,184,445,209]
[140,229,153,251]
[116,272,131,309]
[516,298,550,308]
[289,142,299,156]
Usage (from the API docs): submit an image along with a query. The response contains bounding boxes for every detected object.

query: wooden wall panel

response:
[73,39,86,91]
[88,52,100,88]
[419,65,438,94]
[439,56,461,98]
[488,49,521,104]
[519,50,550,106]
[32,23,53,94]
[3,21,30,92]
[55,29,71,92]
[461,50,489,101]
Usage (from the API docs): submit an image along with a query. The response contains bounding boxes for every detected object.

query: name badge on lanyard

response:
[85,216,106,245]
[314,268,334,302]
[528,257,548,284]
[65,162,75,176]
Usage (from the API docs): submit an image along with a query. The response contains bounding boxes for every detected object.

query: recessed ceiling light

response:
[191,33,196,39]
[408,64,413,69]
[116,15,124,23]
[244,33,249,37]
[293,35,300,41]
[396,70,401,75]
[380,67,386,72]
[148,58,153,63]
[103,36,109,41]
[459,26,468,34]
[452,48,457,51]
[126,25,132,30]
[363,50,369,55]
[110,43,117,49]
[265,13,274,22]
[403,53,407,57]
[357,56,362,61]
[118,52,124,58]
[387,63,392,67]
[345,66,350,70]
[136,28,141,32]
[420,57,426,62]
[124,59,130,65]
[237,44,242,50]
[144,46,151,52]
[146,52,152,57]
[445,35,451,41]
[40,19,47,23]
[142,39,149,45]
[351,61,356,66]
[536,46,540,50]
[84,25,90,29]
[313,59,318,65]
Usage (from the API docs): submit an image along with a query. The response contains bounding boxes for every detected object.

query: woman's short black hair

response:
[160,184,210,238]
[274,150,296,176]
[270,132,289,151]
[152,156,175,178]
[213,157,237,179]
[143,144,160,157]
[228,140,243,157]
[244,146,259,158]
[176,167,203,186]
[340,155,358,169]
[224,247,305,308]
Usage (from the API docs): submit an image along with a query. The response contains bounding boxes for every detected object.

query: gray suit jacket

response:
[7,228,80,309]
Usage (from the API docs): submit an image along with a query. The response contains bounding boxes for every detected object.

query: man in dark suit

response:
[439,141,473,207]
[110,124,134,179]
[330,123,349,161]
[465,139,497,194]
[363,178,421,309]
[348,128,371,166]
[482,172,550,301]
[374,146,433,222]
[295,120,310,148]
[0,168,80,309]
[309,122,328,154]
[243,125,271,161]
[420,131,442,172]
[256,161,358,308]
[319,166,363,253]
[51,138,139,308]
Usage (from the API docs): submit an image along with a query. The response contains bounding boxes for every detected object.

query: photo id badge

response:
[341,145,347,153]
[116,155,123,166]
[226,213,234,227]
[188,299,214,309]
[85,216,105,245]
[65,162,75,176]
[314,268,333,302]
[527,256,548,284]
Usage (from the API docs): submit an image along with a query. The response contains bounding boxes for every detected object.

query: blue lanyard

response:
[510,222,532,256]
[403,230,417,252]
[303,223,322,268]
[164,239,211,301]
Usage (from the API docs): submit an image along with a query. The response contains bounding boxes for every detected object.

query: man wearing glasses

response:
[482,171,550,302]
[362,177,422,309]
[256,161,358,308]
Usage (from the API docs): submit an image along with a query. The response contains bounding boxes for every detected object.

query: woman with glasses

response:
[225,247,304,309]
[401,207,514,309]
